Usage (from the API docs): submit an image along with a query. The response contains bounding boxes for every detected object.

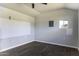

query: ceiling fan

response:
[32,3,47,8]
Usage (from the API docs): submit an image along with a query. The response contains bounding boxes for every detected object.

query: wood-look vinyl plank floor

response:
[0,41,79,56]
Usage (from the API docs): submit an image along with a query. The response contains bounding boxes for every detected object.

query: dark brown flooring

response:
[0,41,79,56]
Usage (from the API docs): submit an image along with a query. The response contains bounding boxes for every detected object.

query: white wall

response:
[35,8,78,48]
[78,10,79,49]
[0,18,31,39]
[0,6,35,51]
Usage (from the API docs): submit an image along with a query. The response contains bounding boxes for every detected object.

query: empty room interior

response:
[0,3,79,56]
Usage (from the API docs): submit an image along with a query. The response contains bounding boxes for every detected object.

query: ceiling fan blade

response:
[32,3,47,8]
[42,3,47,5]
[32,3,34,8]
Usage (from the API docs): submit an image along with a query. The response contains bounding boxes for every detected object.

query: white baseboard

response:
[0,40,34,52]
[35,40,78,49]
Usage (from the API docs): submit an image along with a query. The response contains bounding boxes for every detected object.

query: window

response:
[59,20,68,28]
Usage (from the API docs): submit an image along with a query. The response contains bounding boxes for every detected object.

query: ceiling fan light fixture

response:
[32,3,34,8]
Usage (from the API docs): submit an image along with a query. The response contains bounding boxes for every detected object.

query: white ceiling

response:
[65,3,79,10]
[0,3,79,17]
[0,3,40,17]
[25,3,65,12]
